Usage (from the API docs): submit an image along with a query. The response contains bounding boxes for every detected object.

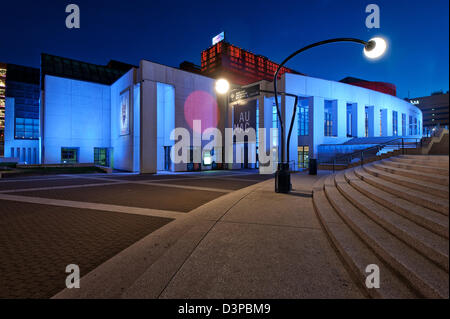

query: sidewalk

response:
[54,171,365,299]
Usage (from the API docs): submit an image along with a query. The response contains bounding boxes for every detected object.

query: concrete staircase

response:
[313,155,449,298]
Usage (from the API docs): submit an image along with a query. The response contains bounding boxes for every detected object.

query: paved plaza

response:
[0,170,271,298]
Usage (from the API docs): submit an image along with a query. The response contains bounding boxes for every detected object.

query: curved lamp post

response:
[273,37,387,193]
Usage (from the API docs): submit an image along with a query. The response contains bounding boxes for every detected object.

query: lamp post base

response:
[275,163,291,193]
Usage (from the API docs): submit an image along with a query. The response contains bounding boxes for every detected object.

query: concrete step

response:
[400,155,449,162]
[313,176,418,298]
[381,160,450,180]
[350,166,449,239]
[363,164,449,200]
[358,165,449,215]
[390,157,449,169]
[373,162,449,186]
[324,176,449,298]
[337,171,449,271]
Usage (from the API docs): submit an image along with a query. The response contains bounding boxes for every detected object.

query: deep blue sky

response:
[1,0,448,98]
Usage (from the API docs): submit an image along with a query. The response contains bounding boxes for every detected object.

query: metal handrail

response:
[329,137,422,172]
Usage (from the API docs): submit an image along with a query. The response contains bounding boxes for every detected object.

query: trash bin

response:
[309,159,317,175]
[275,163,291,193]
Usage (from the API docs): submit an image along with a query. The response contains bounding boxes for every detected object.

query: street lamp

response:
[273,37,387,193]
[215,78,230,95]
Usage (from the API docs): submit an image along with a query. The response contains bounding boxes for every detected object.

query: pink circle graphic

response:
[184,90,219,133]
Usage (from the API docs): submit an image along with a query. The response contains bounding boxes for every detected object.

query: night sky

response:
[1,0,448,98]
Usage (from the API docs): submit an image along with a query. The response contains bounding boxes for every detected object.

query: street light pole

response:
[272,37,386,193]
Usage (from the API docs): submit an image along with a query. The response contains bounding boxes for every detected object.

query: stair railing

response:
[330,137,422,172]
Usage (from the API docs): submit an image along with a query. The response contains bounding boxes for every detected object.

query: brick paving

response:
[0,170,272,298]
[0,200,172,298]
[0,178,114,191]
[11,183,224,212]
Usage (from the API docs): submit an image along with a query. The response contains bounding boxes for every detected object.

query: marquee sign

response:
[212,31,225,45]
[229,84,260,103]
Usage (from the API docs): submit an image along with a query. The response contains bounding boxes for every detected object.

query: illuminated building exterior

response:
[1,41,424,171]
[408,92,449,135]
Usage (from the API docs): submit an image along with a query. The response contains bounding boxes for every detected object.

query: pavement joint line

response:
[0,176,73,183]
[0,193,185,219]
[141,182,232,193]
[0,181,130,194]
[0,174,254,194]
[0,171,262,184]
[218,177,268,182]
[156,183,263,298]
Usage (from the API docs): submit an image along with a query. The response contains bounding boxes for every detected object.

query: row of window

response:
[61,147,110,166]
[15,117,39,139]
[292,101,421,138]
[10,147,38,164]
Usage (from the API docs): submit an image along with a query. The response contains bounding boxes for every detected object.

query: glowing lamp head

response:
[364,37,387,59]
[215,78,230,94]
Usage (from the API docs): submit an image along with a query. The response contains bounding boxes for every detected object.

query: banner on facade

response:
[120,89,130,136]
[233,99,257,142]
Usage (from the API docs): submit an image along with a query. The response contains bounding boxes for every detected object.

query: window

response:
[365,107,369,137]
[15,117,39,139]
[298,146,309,169]
[324,111,333,136]
[347,104,353,137]
[61,148,78,164]
[409,115,413,135]
[272,104,279,147]
[402,113,406,136]
[297,101,309,136]
[94,148,109,166]
[392,111,398,136]
[414,117,418,135]
[324,100,335,137]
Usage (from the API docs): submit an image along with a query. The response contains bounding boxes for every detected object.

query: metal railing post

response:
[361,151,363,167]
[402,138,404,155]
[333,158,335,173]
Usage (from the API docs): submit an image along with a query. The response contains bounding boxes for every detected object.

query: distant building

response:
[340,77,397,96]
[0,63,6,154]
[408,92,449,135]
[200,41,300,85]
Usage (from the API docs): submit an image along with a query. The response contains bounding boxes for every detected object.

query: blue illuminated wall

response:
[42,75,111,164]
[283,73,423,159]
[156,82,175,171]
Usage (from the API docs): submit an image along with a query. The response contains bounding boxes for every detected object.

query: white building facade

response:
[9,58,422,173]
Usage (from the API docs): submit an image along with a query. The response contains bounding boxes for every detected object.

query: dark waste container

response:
[309,159,317,175]
[275,163,291,193]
